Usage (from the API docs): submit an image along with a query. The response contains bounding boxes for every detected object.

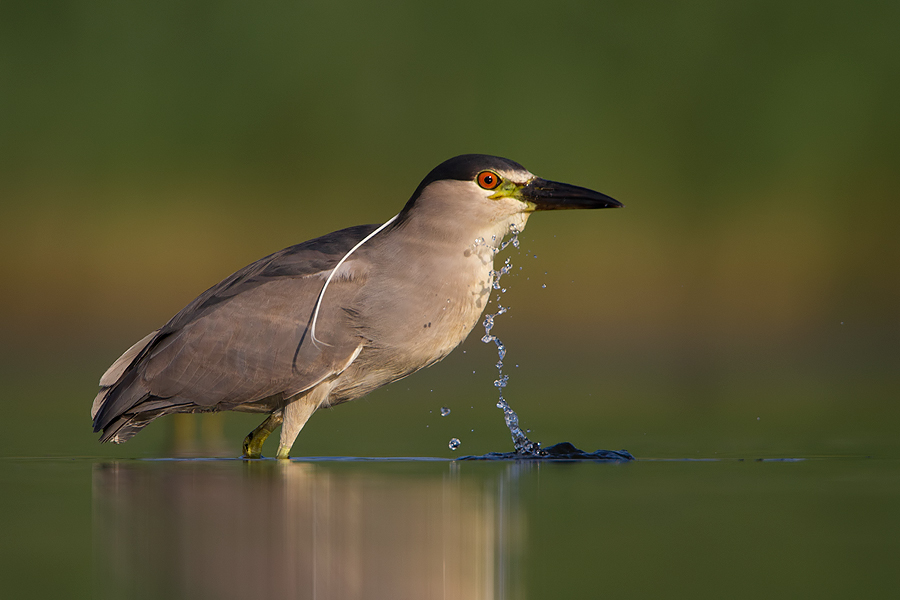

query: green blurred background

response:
[1,0,897,459]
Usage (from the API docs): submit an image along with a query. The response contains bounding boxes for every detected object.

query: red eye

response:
[476,171,501,190]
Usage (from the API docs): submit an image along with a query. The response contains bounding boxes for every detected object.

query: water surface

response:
[2,455,897,599]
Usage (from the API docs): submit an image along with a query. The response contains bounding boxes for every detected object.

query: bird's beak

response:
[520,177,623,211]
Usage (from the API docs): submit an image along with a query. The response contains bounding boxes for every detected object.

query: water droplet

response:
[448,438,461,450]
[541,284,546,288]
[440,407,451,417]
[476,226,544,456]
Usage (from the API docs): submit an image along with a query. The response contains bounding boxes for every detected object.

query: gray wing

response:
[92,224,378,442]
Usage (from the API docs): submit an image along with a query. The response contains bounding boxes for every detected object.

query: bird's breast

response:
[350,237,496,376]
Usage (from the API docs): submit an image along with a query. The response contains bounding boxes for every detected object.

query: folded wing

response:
[92,224,377,443]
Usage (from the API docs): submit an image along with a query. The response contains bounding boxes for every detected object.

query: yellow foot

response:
[240,411,283,458]
[241,435,262,459]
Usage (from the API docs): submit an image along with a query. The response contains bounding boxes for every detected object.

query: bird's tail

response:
[92,330,159,421]
[97,410,168,444]
[92,329,167,443]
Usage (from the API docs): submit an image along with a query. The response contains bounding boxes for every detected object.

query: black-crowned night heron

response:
[92,155,622,458]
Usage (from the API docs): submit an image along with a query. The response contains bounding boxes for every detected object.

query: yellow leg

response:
[241,411,283,458]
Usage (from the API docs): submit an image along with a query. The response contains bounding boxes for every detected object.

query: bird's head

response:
[397,154,622,245]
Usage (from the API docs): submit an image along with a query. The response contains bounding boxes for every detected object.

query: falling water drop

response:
[448,438,461,450]
[440,407,451,417]
[478,223,544,456]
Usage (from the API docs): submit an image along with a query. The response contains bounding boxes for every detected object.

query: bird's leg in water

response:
[242,410,284,458]
[276,385,331,459]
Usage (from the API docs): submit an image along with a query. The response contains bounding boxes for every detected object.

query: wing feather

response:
[93,224,378,436]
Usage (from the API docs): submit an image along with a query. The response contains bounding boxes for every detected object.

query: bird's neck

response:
[389,208,530,256]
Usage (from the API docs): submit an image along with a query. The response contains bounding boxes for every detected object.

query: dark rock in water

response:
[458,442,634,462]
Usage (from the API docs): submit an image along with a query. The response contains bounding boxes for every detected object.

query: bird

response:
[91,154,622,458]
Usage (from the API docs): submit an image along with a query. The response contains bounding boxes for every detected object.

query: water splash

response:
[477,224,545,456]
[440,407,451,417]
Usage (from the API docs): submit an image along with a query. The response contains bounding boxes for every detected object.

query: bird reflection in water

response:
[92,460,527,599]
